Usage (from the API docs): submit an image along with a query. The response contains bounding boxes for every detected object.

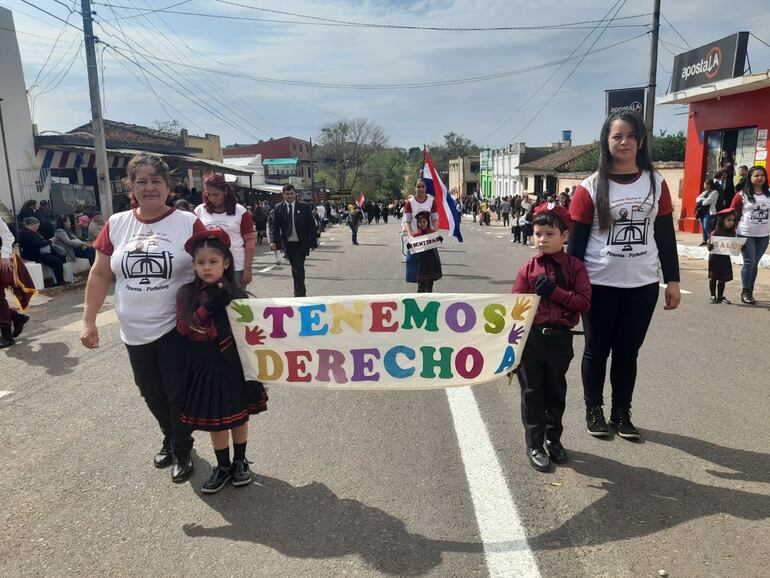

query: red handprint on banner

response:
[245,325,266,346]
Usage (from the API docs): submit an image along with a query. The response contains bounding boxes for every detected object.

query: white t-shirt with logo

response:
[194,204,254,271]
[402,195,438,234]
[732,192,770,237]
[94,208,204,345]
[570,171,673,288]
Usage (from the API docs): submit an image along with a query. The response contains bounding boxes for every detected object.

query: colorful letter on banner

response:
[227,293,539,390]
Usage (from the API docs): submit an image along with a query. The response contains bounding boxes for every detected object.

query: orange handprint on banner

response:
[511,297,532,321]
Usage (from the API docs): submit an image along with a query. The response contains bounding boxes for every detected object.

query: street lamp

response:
[0,98,19,237]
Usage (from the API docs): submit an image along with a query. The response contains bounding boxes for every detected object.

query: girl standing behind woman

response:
[195,173,256,289]
[177,228,268,494]
[568,112,680,440]
[407,211,442,293]
[729,165,770,304]
[707,208,738,304]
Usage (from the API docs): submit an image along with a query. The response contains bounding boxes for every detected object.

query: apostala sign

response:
[606,87,645,117]
[670,32,749,92]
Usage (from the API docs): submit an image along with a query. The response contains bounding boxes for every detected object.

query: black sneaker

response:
[718,296,732,304]
[586,406,609,437]
[231,458,252,487]
[708,296,718,304]
[202,466,232,494]
[609,408,640,440]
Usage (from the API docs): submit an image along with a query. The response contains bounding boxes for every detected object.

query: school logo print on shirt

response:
[607,204,651,252]
[750,204,769,224]
[120,229,174,285]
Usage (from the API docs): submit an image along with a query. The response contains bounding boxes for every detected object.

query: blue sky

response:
[5,0,770,150]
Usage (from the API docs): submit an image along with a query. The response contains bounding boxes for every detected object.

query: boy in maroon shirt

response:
[512,204,591,471]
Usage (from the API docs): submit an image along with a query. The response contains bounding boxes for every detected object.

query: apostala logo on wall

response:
[680,46,721,82]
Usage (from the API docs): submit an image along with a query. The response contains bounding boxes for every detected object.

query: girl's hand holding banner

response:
[227,293,539,390]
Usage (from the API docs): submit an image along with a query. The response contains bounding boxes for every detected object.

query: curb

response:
[677,244,770,269]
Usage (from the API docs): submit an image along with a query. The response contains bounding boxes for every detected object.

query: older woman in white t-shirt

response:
[81,153,206,483]
[195,173,255,289]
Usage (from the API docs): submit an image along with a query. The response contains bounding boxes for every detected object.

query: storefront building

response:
[658,32,769,233]
[479,150,493,198]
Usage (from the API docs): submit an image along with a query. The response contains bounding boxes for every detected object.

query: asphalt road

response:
[1,218,768,578]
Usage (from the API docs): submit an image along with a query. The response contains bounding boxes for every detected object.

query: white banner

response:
[407,231,443,254]
[711,236,746,256]
[227,293,539,390]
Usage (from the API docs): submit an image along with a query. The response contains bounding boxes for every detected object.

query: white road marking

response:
[659,283,691,294]
[496,235,504,238]
[446,387,541,578]
[258,266,275,273]
[320,242,327,245]
[0,391,12,399]
[328,238,336,241]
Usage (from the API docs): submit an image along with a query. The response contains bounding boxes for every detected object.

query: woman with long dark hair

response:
[568,112,680,440]
[195,173,255,289]
[729,165,770,304]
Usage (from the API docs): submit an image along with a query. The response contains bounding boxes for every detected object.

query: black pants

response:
[417,280,434,293]
[0,288,23,331]
[37,254,65,284]
[125,329,193,453]
[285,242,307,297]
[502,213,510,227]
[512,226,521,242]
[75,245,96,266]
[581,283,658,410]
[517,327,574,449]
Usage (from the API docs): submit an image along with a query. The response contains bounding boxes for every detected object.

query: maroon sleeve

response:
[512,262,532,294]
[658,180,673,216]
[92,220,113,255]
[240,211,255,235]
[730,193,744,213]
[548,257,592,313]
[569,185,594,225]
[176,286,211,337]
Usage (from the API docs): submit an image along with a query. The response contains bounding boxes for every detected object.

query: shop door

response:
[704,127,757,180]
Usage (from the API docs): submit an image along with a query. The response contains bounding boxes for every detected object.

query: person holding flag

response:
[422,148,464,243]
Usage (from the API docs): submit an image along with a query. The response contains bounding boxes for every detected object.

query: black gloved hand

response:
[437,236,444,242]
[204,286,232,311]
[534,274,556,297]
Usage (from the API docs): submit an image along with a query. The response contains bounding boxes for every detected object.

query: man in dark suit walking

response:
[269,185,318,297]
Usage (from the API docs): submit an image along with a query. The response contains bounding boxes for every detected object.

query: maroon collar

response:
[535,249,567,262]
[132,207,175,224]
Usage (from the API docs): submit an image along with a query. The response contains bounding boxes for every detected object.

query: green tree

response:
[566,130,686,172]
[317,118,387,193]
[358,149,407,200]
[151,119,181,136]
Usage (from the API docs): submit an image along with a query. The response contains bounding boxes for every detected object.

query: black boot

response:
[171,451,194,483]
[741,289,756,305]
[609,406,640,440]
[0,327,14,349]
[153,437,173,468]
[11,314,29,338]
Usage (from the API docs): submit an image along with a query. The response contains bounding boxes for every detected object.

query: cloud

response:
[8,0,770,149]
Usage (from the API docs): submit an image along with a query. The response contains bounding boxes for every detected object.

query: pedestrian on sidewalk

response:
[177,228,267,494]
[512,203,591,471]
[511,212,522,243]
[500,196,511,227]
[347,204,362,245]
[81,153,206,483]
[568,112,680,441]
[730,165,770,304]
[695,179,720,245]
[707,208,738,304]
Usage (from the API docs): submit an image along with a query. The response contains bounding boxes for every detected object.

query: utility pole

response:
[0,99,19,236]
[645,0,661,136]
[80,0,113,217]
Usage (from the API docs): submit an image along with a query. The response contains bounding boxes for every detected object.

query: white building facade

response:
[0,8,37,217]
[492,143,527,199]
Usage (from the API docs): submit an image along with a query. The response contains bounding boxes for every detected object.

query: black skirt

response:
[416,248,442,282]
[708,253,733,282]
[180,339,268,432]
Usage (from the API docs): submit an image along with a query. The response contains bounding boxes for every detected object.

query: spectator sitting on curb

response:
[53,215,96,266]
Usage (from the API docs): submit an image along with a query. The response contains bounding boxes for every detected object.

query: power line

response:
[480,0,632,144]
[86,31,648,90]
[17,0,83,32]
[660,12,691,49]
[751,32,770,51]
[92,2,651,31]
[29,12,76,91]
[507,0,630,145]
[94,12,273,138]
